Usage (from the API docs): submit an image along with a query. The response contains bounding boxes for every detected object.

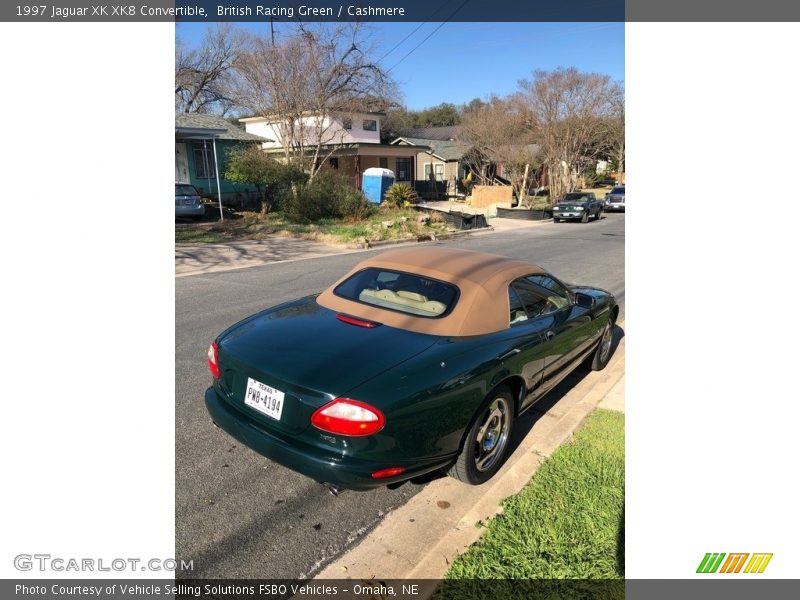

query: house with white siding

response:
[240,112,426,189]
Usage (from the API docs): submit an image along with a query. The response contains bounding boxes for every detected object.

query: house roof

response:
[398,125,461,141]
[239,110,386,123]
[392,136,469,161]
[175,113,272,142]
[262,142,429,157]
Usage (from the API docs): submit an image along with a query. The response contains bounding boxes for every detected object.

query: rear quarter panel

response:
[341,329,545,463]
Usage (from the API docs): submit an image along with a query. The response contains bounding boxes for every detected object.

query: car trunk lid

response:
[215,297,440,435]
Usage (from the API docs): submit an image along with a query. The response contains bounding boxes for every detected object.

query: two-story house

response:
[240,112,426,189]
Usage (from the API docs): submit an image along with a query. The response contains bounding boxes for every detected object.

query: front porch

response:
[313,143,427,190]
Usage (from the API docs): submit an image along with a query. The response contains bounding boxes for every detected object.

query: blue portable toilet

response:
[362,168,396,204]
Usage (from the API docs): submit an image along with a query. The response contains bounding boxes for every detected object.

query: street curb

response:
[176,216,549,276]
[313,324,625,585]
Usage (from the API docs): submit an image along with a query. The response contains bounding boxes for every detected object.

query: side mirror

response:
[575,292,595,309]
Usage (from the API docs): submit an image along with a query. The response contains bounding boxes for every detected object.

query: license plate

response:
[244,377,285,421]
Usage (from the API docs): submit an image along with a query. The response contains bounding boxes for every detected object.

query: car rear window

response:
[334,268,459,318]
[611,187,625,194]
[176,184,197,196]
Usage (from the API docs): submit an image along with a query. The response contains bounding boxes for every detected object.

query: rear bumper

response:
[205,386,451,490]
[605,203,625,211]
[175,205,205,217]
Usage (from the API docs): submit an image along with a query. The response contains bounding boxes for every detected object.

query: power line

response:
[386,0,473,74]
[375,0,459,65]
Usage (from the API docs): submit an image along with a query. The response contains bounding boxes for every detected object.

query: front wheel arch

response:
[449,382,517,484]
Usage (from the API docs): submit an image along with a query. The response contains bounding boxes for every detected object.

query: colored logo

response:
[697,553,772,574]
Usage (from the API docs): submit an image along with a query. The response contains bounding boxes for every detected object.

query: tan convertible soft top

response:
[316,246,545,336]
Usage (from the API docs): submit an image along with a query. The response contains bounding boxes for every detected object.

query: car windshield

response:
[334,268,459,318]
[176,184,197,196]
[610,187,625,194]
[562,193,588,202]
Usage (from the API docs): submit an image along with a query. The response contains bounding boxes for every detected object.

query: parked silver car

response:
[175,183,205,221]
[604,186,625,212]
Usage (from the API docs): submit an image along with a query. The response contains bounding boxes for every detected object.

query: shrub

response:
[337,183,374,220]
[224,146,307,213]
[282,171,373,222]
[383,183,416,208]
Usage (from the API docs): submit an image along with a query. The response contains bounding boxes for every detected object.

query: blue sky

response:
[176,22,624,110]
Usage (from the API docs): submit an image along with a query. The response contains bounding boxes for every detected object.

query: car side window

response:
[508,286,528,324]
[525,275,572,313]
[509,278,549,322]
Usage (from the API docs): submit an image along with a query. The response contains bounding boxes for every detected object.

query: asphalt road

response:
[175,213,625,578]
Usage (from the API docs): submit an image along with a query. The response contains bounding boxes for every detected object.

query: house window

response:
[329,157,339,170]
[362,119,377,131]
[192,143,216,179]
[424,163,445,181]
[395,158,411,181]
[379,157,388,169]
[342,117,352,130]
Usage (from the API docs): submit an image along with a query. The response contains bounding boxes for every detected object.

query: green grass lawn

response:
[445,409,624,581]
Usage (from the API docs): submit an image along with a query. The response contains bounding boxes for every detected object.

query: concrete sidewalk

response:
[314,327,625,584]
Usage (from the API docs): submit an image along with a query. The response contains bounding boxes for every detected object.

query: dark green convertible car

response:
[205,247,617,492]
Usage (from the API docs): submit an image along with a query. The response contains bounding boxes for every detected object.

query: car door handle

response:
[545,330,556,341]
[498,348,520,361]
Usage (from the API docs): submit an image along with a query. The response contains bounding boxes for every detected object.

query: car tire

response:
[448,385,515,485]
[595,209,603,220]
[553,218,560,223]
[588,317,615,371]
[581,212,589,223]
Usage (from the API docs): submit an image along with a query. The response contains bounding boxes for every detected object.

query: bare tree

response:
[175,24,244,115]
[517,68,623,202]
[605,87,625,179]
[458,98,541,205]
[231,24,396,182]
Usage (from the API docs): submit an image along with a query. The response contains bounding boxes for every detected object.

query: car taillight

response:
[371,466,406,479]
[311,398,385,436]
[207,341,220,379]
[336,313,380,328]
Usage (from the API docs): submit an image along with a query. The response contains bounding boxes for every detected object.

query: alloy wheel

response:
[474,397,512,472]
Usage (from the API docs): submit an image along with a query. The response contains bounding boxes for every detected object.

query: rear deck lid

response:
[215,296,439,435]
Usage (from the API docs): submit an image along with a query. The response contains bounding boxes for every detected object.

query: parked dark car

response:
[205,247,618,492]
[552,192,604,223]
[604,186,626,212]
[175,183,204,221]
